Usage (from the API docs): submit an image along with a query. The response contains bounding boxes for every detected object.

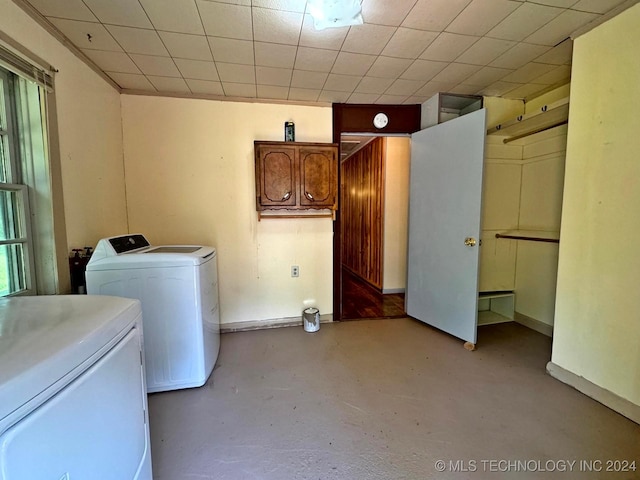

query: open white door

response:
[406,109,486,344]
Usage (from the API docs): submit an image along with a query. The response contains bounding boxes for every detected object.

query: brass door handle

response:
[464,237,477,247]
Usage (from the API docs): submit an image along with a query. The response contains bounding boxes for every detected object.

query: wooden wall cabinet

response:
[254,141,338,214]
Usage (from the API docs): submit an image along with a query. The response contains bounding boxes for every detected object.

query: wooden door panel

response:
[300,148,336,207]
[259,148,296,207]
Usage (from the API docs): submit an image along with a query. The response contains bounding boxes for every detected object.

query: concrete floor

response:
[148,319,640,480]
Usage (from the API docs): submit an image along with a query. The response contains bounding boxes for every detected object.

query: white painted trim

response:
[546,361,640,425]
[515,312,554,337]
[382,288,405,294]
[221,314,333,333]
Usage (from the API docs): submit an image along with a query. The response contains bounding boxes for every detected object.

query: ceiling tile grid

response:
[23,0,632,103]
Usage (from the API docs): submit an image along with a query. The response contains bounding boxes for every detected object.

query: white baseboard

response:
[382,288,405,294]
[514,312,553,337]
[547,361,640,425]
[221,314,333,333]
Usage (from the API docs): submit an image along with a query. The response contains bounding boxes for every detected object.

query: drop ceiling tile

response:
[385,79,424,96]
[216,63,256,83]
[129,54,181,77]
[208,38,254,65]
[419,33,479,62]
[341,24,397,55]
[289,88,321,101]
[348,93,381,103]
[524,10,599,46]
[381,28,440,59]
[415,81,457,97]
[222,82,257,97]
[185,79,225,95]
[446,0,520,36]
[402,0,473,31]
[405,95,431,104]
[159,32,212,61]
[480,80,522,96]
[377,94,410,104]
[530,64,571,84]
[361,0,419,26]
[324,74,362,92]
[257,85,289,100]
[430,63,482,84]
[501,62,557,83]
[299,14,349,50]
[253,8,304,44]
[331,52,377,76]
[400,59,448,81]
[455,37,516,65]
[82,49,140,74]
[107,72,156,91]
[450,84,483,94]
[294,47,338,72]
[139,0,205,34]
[255,42,297,68]
[48,18,123,52]
[571,0,627,13]
[82,0,152,28]
[252,0,307,12]
[106,25,169,56]
[318,90,350,103]
[174,58,219,81]
[504,83,549,99]
[211,0,251,5]
[490,43,551,69]
[366,57,413,79]
[147,76,191,93]
[291,70,328,89]
[256,67,292,86]
[535,39,573,65]
[531,0,579,7]
[29,0,97,21]
[463,66,514,86]
[197,1,252,40]
[355,77,395,94]
[487,3,563,41]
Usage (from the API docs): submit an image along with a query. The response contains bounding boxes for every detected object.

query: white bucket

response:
[303,307,320,333]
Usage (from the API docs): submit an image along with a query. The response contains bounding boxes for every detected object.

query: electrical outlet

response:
[291,265,299,277]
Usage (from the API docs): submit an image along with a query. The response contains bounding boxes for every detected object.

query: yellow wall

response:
[552,3,640,406]
[382,137,410,292]
[0,0,127,253]
[121,95,333,324]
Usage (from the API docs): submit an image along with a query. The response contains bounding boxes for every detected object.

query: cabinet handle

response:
[281,191,291,201]
[305,191,314,200]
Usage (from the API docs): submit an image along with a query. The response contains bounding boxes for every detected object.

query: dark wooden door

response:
[256,144,297,208]
[299,146,337,208]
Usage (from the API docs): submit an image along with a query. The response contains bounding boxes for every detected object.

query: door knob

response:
[464,237,477,247]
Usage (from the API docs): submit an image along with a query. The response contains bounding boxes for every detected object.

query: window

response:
[0,60,55,296]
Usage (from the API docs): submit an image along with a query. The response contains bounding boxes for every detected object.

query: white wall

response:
[382,137,410,292]
[552,3,640,407]
[0,0,127,253]
[121,95,333,325]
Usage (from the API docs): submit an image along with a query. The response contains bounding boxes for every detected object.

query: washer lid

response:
[86,245,216,270]
[0,295,141,429]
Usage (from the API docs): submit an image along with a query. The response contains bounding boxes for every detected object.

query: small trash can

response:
[303,307,320,333]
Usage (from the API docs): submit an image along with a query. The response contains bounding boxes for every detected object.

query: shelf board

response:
[487,98,569,141]
[495,230,560,243]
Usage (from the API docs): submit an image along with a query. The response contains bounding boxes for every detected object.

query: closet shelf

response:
[487,97,569,143]
[495,230,559,243]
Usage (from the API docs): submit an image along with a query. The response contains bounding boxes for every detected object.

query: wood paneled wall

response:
[341,138,384,289]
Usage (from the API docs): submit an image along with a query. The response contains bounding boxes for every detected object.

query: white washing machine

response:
[85,234,220,393]
[0,295,152,479]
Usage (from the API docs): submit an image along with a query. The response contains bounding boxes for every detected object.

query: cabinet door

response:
[256,145,297,208]
[299,147,337,208]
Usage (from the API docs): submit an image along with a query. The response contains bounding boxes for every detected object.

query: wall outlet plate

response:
[291,265,299,277]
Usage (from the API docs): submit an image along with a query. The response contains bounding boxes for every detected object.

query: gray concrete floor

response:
[148,319,640,480]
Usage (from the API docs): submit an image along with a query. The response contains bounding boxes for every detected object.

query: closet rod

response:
[495,233,559,243]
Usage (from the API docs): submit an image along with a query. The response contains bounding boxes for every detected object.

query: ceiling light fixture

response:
[307,0,364,30]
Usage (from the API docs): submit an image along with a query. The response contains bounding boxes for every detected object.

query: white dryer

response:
[0,295,152,479]
[86,234,220,393]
